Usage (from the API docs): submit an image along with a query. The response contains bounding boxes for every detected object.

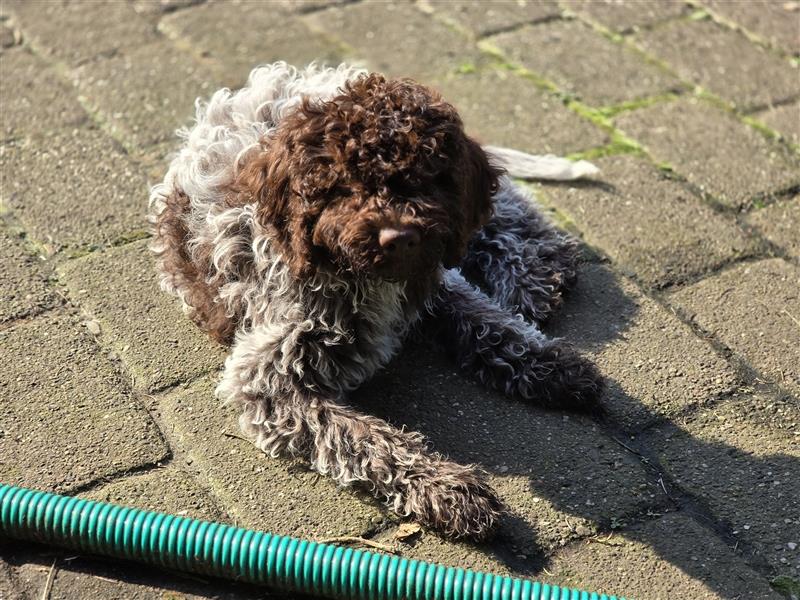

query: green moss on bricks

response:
[112,230,151,247]
[595,93,681,119]
[771,575,800,598]
[455,62,477,74]
[477,44,648,155]
[687,10,710,22]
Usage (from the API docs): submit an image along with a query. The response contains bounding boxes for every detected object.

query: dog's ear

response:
[443,136,502,267]
[240,137,318,279]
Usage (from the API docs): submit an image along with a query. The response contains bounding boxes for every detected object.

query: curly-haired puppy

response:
[149,63,603,540]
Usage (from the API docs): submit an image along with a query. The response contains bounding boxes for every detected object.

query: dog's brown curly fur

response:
[240,73,501,282]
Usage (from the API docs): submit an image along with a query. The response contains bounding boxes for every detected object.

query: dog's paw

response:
[401,462,503,540]
[512,342,605,413]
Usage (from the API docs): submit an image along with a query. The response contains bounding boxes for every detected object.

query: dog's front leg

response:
[429,269,604,411]
[216,323,503,539]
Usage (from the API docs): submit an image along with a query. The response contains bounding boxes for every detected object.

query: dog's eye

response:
[387,175,415,197]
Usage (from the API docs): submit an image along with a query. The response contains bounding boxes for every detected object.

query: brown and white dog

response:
[149,63,603,540]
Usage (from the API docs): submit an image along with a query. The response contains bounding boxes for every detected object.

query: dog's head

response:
[239,73,502,281]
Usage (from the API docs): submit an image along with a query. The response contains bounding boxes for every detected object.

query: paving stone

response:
[58,240,226,393]
[70,39,221,151]
[155,379,384,538]
[538,155,758,287]
[635,18,800,110]
[545,264,738,430]
[704,0,800,56]
[756,101,800,146]
[0,228,58,324]
[304,1,482,81]
[70,47,215,149]
[668,258,800,397]
[0,18,17,49]
[615,98,800,208]
[0,311,169,492]
[421,0,561,37]
[82,467,226,522]
[278,0,353,11]
[159,1,343,86]
[6,0,157,67]
[489,20,683,107]
[0,558,34,600]
[745,196,800,260]
[131,0,205,15]
[353,343,667,555]
[429,67,608,154]
[561,0,689,33]
[0,131,148,251]
[547,513,781,599]
[0,48,88,140]
[0,545,273,600]
[644,394,800,577]
[375,529,513,576]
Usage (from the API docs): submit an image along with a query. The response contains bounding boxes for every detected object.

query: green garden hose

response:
[0,483,621,600]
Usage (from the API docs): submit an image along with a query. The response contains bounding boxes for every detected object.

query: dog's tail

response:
[483,146,599,181]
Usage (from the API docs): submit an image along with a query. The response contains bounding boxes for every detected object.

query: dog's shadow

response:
[352,262,799,594]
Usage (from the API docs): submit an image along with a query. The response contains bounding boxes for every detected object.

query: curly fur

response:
[149,62,603,540]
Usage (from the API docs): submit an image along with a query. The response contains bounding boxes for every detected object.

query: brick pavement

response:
[0,1,798,599]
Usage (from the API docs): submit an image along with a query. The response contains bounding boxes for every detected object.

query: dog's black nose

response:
[378,226,421,255]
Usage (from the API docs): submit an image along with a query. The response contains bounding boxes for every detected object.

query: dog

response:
[149,63,604,540]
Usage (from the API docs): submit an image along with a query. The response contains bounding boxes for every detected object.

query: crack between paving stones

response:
[592,418,777,578]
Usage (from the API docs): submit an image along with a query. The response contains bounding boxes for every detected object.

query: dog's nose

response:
[378,226,421,255]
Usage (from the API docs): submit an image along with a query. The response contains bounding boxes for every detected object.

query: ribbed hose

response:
[0,484,622,600]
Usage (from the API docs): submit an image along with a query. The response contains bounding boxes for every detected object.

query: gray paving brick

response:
[756,101,800,146]
[0,228,58,324]
[0,558,33,600]
[353,343,667,554]
[561,0,689,33]
[0,17,18,49]
[489,20,683,107]
[0,48,88,140]
[58,240,226,393]
[131,0,205,15]
[539,155,758,287]
[160,2,344,86]
[745,196,800,260]
[70,40,220,151]
[0,311,169,492]
[1,545,268,600]
[303,1,482,81]
[634,18,800,110]
[6,0,157,67]
[422,0,561,37]
[0,131,149,252]
[547,513,781,599]
[0,561,257,600]
[373,529,513,576]
[430,66,608,155]
[615,98,800,208]
[644,394,800,577]
[82,467,225,521]
[704,0,800,56]
[668,258,800,396]
[155,378,384,537]
[546,264,738,430]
